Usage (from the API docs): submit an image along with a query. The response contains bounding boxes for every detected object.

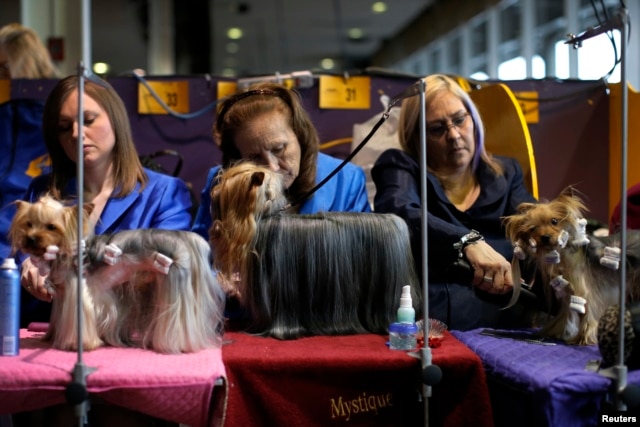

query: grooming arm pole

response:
[614,7,630,411]
[66,1,97,425]
[418,78,432,427]
[417,79,443,426]
[567,6,639,411]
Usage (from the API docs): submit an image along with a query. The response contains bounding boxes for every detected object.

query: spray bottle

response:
[0,258,20,356]
[389,285,418,351]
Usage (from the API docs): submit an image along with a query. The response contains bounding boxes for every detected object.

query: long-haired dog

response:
[502,187,640,345]
[209,161,421,339]
[9,195,225,353]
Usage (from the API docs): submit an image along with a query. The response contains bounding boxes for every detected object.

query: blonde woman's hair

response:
[0,23,59,78]
[398,74,503,176]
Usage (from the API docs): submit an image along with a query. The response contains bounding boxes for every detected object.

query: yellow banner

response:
[217,81,238,100]
[138,81,190,115]
[319,76,370,109]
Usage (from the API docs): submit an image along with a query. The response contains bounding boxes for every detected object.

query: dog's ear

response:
[517,202,537,213]
[209,221,222,242]
[250,171,265,187]
[555,186,588,215]
[83,202,95,216]
[560,186,576,197]
[558,185,585,204]
[12,200,27,213]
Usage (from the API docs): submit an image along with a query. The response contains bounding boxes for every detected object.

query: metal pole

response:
[417,78,433,426]
[68,1,95,425]
[564,8,632,408]
[614,7,630,411]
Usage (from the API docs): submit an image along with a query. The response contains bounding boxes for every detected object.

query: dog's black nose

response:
[541,235,552,244]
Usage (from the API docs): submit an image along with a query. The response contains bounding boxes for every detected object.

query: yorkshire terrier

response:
[209,161,421,339]
[502,187,640,345]
[9,195,226,353]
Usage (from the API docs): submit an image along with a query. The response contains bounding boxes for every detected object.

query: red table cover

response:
[221,330,493,427]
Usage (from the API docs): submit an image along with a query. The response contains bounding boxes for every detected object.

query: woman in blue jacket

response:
[191,82,370,240]
[19,75,192,326]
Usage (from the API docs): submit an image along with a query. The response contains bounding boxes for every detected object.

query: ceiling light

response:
[372,2,387,13]
[348,28,363,40]
[320,58,335,70]
[93,62,110,74]
[227,27,243,40]
[222,68,236,77]
[226,42,239,53]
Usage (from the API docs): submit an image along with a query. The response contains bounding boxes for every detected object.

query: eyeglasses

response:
[426,113,470,139]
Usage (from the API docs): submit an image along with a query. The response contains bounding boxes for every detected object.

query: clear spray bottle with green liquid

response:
[388,285,418,351]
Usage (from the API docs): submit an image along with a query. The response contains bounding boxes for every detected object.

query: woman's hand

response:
[463,241,513,295]
[20,257,54,302]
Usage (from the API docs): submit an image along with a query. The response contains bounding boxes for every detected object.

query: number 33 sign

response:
[138,80,190,115]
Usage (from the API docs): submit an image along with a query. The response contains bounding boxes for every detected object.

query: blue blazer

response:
[0,99,49,260]
[19,168,193,327]
[192,152,371,239]
[24,168,193,233]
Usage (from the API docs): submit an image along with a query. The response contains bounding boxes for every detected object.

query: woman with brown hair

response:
[192,81,371,239]
[19,75,192,324]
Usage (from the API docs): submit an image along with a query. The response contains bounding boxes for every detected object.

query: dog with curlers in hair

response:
[502,187,640,345]
[9,195,226,354]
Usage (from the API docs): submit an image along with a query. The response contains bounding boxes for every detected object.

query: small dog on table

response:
[209,161,421,339]
[9,195,226,354]
[502,187,640,346]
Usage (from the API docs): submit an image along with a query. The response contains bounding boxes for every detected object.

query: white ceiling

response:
[209,0,431,77]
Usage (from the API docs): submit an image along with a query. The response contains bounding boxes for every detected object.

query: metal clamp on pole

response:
[237,70,315,90]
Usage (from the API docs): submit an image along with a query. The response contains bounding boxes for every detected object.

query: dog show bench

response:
[221,330,493,427]
[0,327,493,427]
[453,328,640,427]
[0,328,227,427]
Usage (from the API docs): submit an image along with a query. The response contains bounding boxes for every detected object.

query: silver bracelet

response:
[453,230,484,258]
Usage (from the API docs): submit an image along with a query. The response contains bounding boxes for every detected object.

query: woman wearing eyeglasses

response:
[372,74,538,331]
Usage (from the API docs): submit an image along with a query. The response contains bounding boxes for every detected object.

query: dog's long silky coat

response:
[210,161,421,339]
[10,196,225,353]
[503,188,640,345]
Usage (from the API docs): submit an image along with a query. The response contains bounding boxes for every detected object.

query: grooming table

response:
[221,330,493,427]
[453,328,640,427]
[0,329,227,427]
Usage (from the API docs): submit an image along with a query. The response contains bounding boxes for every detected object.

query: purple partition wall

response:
[501,79,610,223]
[7,76,611,222]
[108,76,230,201]
[9,76,230,204]
[8,75,416,205]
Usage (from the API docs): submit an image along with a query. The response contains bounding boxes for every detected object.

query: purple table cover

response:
[453,328,640,427]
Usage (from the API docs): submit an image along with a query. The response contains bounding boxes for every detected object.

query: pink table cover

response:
[0,329,227,427]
